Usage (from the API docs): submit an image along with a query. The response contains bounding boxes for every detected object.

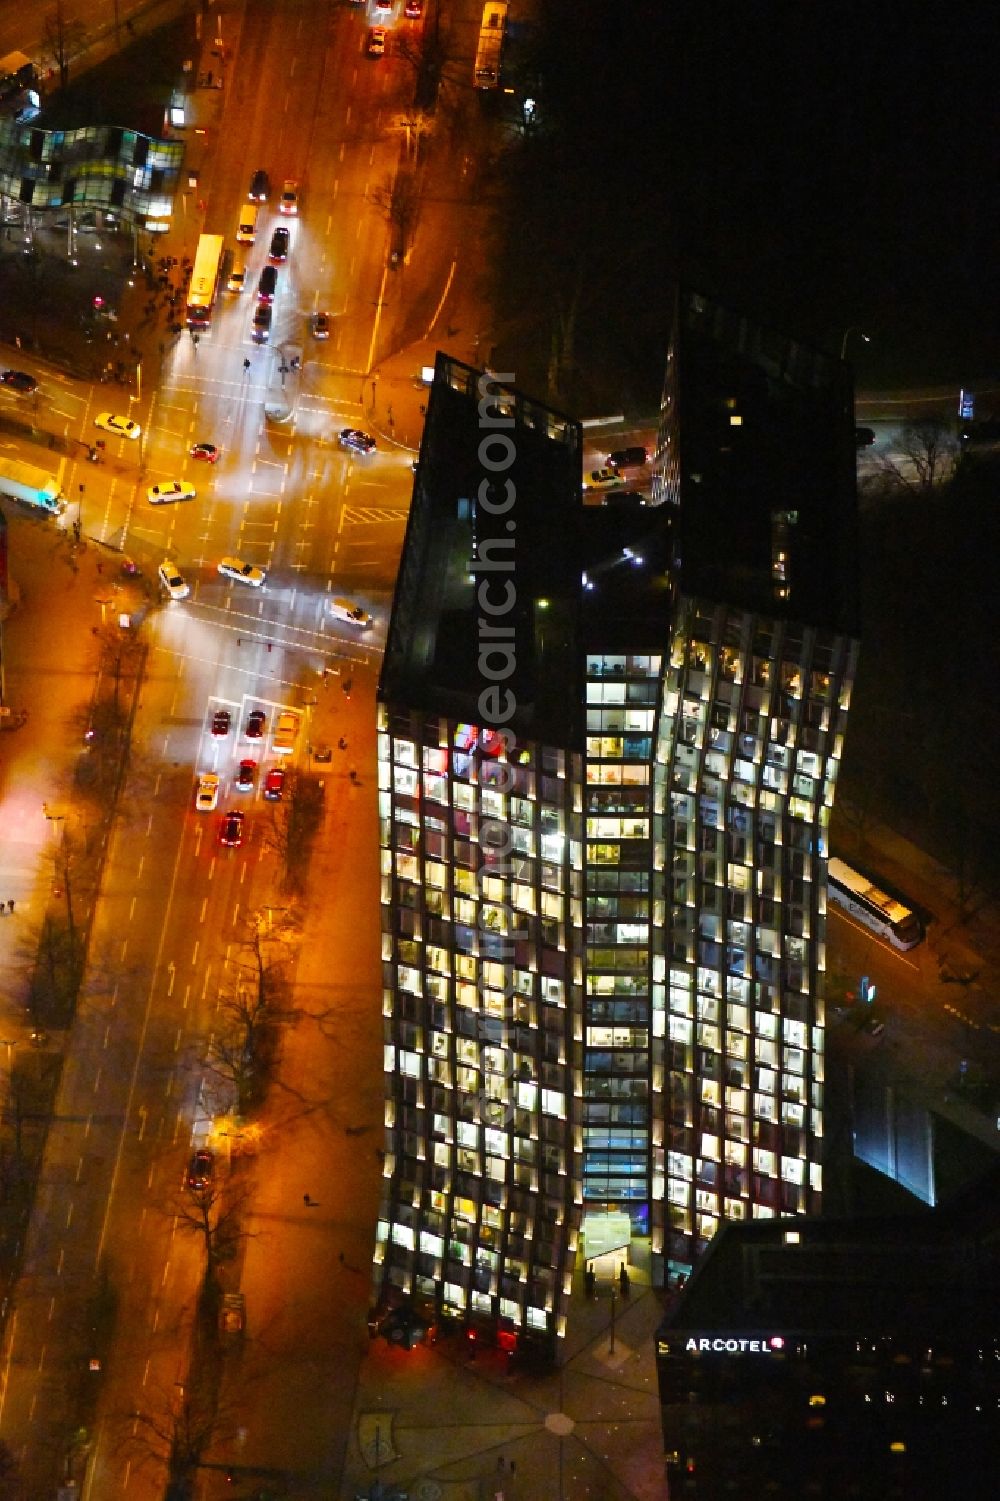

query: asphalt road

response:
[0,2,430,1495]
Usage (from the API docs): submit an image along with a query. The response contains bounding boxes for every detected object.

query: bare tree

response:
[0,1441,20,1501]
[370,170,421,260]
[124,1380,234,1498]
[265,771,326,893]
[44,1,86,89]
[93,619,144,719]
[172,1177,256,1280]
[394,9,461,111]
[207,912,297,1111]
[875,419,958,496]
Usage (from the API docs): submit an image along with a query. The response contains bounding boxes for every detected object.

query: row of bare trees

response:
[118,781,327,1489]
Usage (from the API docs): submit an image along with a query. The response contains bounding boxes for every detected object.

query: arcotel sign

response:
[675,1335,786,1355]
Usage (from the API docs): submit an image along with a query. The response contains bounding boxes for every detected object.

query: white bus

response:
[186,233,225,330]
[474,1,507,90]
[827,857,923,951]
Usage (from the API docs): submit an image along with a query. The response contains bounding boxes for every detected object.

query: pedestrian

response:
[342,677,352,696]
[338,736,347,750]
[243,357,251,371]
[338,1251,345,1264]
[7,900,14,914]
[349,767,358,783]
[303,1194,312,1206]
[96,561,103,574]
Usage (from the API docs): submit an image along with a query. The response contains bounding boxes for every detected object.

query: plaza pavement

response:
[339,1247,670,1501]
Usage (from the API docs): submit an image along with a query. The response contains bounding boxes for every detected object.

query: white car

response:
[195,772,220,812]
[272,710,300,754]
[157,559,190,600]
[148,480,196,505]
[95,411,141,440]
[278,179,299,216]
[327,597,371,628]
[218,557,266,588]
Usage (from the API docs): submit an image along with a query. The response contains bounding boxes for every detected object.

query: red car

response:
[235,758,257,792]
[405,0,423,15]
[190,442,220,463]
[263,766,286,802]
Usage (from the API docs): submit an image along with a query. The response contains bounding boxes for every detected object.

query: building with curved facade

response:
[0,116,182,230]
[373,293,860,1347]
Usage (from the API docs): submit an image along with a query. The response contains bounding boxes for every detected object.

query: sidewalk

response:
[203,661,385,1499]
[0,517,137,1367]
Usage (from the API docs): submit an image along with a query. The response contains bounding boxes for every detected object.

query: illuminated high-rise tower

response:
[373,294,859,1345]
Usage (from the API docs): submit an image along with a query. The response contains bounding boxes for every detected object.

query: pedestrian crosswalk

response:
[343,505,407,525]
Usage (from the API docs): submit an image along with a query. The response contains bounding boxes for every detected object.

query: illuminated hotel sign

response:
[658,1335,786,1356]
[687,1335,784,1354]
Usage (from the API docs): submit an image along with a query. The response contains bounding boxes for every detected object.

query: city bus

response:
[186,233,225,330]
[474,1,507,90]
[827,857,923,951]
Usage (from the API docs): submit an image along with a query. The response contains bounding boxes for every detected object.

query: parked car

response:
[245,708,266,738]
[212,708,232,737]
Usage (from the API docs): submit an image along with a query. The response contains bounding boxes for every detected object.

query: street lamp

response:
[44,809,76,951]
[840,326,870,361]
[609,1282,617,1354]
